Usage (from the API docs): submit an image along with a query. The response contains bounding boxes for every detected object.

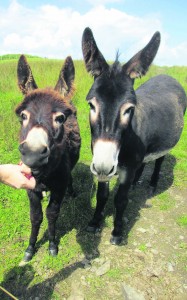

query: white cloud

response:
[87,0,121,5]
[0,1,187,66]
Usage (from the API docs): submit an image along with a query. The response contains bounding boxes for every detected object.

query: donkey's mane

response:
[109,52,123,77]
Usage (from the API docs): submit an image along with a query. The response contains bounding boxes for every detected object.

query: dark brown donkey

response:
[82,27,187,245]
[16,55,81,261]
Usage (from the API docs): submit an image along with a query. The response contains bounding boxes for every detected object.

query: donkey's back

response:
[134,74,187,163]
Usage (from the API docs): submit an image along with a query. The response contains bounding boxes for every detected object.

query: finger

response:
[28,177,36,189]
[20,163,32,174]
[24,177,36,189]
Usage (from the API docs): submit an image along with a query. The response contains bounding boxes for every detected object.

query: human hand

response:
[0,163,36,189]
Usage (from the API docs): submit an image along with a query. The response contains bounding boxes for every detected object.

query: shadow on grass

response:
[0,262,84,300]
[0,154,176,299]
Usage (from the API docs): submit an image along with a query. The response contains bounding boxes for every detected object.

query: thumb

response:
[20,163,32,174]
[27,176,36,189]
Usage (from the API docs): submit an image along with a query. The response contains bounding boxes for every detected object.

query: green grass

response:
[138,243,147,252]
[0,55,187,298]
[177,215,187,227]
[107,268,122,279]
[153,192,176,211]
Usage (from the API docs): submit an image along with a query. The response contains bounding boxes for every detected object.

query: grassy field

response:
[0,56,187,299]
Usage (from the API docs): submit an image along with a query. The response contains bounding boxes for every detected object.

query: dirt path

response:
[62,185,187,300]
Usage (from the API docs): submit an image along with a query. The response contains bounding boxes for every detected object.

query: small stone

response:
[94,257,105,265]
[90,266,97,273]
[136,227,147,233]
[19,260,28,267]
[143,266,162,278]
[95,260,111,276]
[121,283,145,300]
[179,235,184,240]
[167,262,174,272]
[151,249,159,255]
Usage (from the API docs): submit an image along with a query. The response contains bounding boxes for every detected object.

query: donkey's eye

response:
[123,106,134,116]
[20,112,27,120]
[19,110,30,126]
[88,102,95,111]
[55,114,66,124]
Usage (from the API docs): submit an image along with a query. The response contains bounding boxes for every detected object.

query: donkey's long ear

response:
[82,27,109,78]
[17,55,38,94]
[55,56,75,97]
[123,32,161,79]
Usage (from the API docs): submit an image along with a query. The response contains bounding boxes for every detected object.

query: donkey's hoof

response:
[24,252,33,262]
[24,246,35,261]
[110,235,122,245]
[49,248,58,256]
[49,244,58,256]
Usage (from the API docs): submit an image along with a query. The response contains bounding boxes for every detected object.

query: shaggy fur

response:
[16,55,81,261]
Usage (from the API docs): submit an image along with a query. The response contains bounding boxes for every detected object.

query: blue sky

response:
[0,0,186,66]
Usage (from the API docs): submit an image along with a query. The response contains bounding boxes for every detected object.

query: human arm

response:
[0,164,36,189]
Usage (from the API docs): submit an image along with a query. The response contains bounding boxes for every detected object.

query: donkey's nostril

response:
[40,146,48,155]
[91,162,117,178]
[19,143,26,155]
[108,166,115,176]
[93,164,98,174]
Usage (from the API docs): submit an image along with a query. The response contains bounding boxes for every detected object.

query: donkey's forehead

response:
[22,90,69,111]
[86,72,135,103]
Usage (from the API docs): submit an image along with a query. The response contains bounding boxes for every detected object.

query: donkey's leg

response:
[150,156,165,192]
[24,191,43,261]
[132,163,145,188]
[46,192,64,256]
[87,181,109,233]
[111,167,135,245]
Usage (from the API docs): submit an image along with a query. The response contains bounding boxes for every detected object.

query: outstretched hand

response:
[0,163,36,189]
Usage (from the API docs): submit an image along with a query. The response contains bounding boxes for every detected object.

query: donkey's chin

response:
[90,162,118,182]
[21,156,49,169]
[96,175,113,182]
[31,168,41,176]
